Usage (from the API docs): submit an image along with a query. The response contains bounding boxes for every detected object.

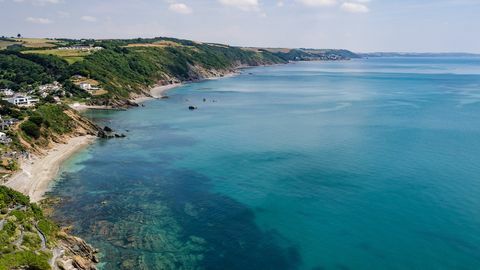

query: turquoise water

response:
[51,57,480,270]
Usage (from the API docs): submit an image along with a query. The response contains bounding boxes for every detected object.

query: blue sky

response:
[1,0,479,52]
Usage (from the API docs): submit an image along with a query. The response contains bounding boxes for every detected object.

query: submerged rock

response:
[188,106,198,110]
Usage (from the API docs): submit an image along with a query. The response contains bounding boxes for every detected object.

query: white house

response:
[79,83,91,90]
[0,132,11,144]
[0,89,15,97]
[79,83,100,92]
[3,95,39,107]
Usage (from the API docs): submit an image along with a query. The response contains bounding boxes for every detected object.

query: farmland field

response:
[23,48,92,64]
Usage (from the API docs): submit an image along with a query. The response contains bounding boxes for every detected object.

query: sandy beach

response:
[5,135,96,202]
[132,83,182,103]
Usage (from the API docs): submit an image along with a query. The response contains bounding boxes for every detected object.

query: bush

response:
[0,251,51,270]
[20,120,41,139]
[29,115,44,126]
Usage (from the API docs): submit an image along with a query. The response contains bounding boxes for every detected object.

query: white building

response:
[39,81,62,93]
[79,83,91,90]
[79,83,100,92]
[0,88,15,97]
[3,95,39,107]
[0,132,11,144]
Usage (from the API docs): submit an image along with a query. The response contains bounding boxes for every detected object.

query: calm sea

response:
[50,57,480,270]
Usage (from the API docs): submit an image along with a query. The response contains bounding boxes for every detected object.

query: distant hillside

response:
[245,47,360,61]
[1,36,359,105]
[360,52,480,58]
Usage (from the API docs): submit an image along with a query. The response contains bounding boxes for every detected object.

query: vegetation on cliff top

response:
[0,186,57,270]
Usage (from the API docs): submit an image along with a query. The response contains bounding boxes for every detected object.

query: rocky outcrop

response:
[98,126,126,139]
[54,231,99,270]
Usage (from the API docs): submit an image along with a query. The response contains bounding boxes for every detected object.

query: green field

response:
[23,48,92,64]
[0,40,20,49]
[15,38,61,48]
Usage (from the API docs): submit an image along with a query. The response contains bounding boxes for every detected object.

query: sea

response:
[50,57,480,270]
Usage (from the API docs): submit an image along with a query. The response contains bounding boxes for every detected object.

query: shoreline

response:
[9,66,254,202]
[4,135,96,202]
[132,83,183,103]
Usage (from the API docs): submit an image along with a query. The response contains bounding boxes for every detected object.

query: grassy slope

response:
[0,186,57,270]
[23,49,92,64]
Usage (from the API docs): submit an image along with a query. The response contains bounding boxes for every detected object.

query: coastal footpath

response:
[0,36,358,269]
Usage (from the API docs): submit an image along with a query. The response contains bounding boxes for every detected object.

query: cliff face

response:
[15,105,101,155]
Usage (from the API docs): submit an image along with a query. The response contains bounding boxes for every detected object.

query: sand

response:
[5,135,96,202]
[133,83,182,103]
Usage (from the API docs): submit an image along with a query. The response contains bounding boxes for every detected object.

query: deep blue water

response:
[50,57,480,270]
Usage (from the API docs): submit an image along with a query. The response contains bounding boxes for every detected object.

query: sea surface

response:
[50,57,480,270]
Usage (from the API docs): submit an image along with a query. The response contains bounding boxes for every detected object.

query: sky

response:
[1,0,479,53]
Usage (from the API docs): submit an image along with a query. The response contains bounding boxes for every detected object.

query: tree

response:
[20,121,41,139]
[17,33,22,38]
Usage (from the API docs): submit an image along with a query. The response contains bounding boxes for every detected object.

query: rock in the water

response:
[188,106,197,110]
[103,126,113,132]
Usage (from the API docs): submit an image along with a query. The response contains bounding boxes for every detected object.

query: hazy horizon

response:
[1,0,480,53]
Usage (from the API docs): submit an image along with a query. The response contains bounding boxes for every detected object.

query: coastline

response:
[12,66,254,202]
[132,83,183,103]
[4,135,96,202]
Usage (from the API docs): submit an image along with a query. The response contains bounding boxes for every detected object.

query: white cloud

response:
[14,0,61,4]
[296,0,337,7]
[81,15,97,22]
[341,2,369,13]
[218,0,259,11]
[35,0,60,4]
[277,1,284,7]
[57,11,70,18]
[169,3,193,14]
[26,17,53,24]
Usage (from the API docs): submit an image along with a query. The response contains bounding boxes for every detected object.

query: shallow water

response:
[51,57,480,270]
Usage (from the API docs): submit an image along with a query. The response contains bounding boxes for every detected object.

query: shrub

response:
[29,115,44,126]
[20,120,40,139]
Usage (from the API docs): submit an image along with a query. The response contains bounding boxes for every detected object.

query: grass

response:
[126,40,184,48]
[14,38,61,48]
[0,40,20,50]
[23,48,92,64]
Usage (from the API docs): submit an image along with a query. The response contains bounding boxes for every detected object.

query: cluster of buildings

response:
[0,116,18,145]
[0,81,65,107]
[1,88,40,107]
[58,46,103,52]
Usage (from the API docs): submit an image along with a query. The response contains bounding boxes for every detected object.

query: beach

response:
[132,83,182,103]
[5,135,96,202]
[69,83,182,111]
